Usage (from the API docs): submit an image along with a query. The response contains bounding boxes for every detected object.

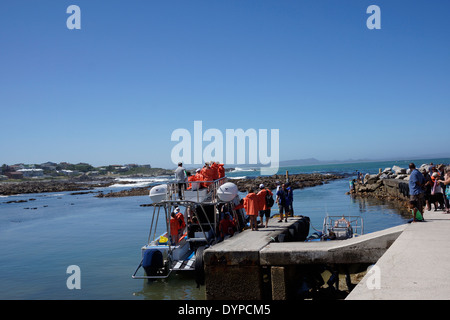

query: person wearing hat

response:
[169,212,180,244]
[257,183,273,228]
[187,168,202,191]
[174,207,186,239]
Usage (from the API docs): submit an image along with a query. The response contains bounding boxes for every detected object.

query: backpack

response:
[265,189,274,207]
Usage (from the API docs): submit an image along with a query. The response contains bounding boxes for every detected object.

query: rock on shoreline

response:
[232,173,345,192]
[96,186,151,198]
[0,177,115,196]
[1,173,345,198]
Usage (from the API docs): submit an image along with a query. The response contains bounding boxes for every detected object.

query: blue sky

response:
[1,1,449,168]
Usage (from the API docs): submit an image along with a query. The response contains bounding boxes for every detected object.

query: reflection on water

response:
[133,273,206,300]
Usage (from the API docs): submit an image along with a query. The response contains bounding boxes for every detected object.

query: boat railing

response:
[322,215,364,237]
[166,177,228,204]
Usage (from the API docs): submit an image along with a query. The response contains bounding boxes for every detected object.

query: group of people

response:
[169,203,239,244]
[188,161,225,190]
[408,162,450,222]
[275,182,294,222]
[238,181,294,231]
[174,161,226,199]
[237,184,274,231]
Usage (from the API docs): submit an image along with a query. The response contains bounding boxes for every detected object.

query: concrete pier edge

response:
[346,207,450,300]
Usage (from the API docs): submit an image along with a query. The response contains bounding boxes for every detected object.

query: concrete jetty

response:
[203,215,405,300]
[204,216,309,300]
[346,208,450,300]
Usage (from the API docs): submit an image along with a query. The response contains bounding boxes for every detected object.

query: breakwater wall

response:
[348,165,415,211]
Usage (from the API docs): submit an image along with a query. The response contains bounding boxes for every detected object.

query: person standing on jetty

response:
[408,163,425,215]
[174,162,187,200]
[243,188,260,231]
[438,167,450,214]
[276,184,289,222]
[285,182,294,217]
[257,184,274,228]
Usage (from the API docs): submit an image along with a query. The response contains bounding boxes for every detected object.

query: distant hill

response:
[278,158,322,166]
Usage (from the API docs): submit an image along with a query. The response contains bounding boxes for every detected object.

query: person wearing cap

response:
[275,181,281,193]
[174,207,186,239]
[169,212,180,244]
[187,169,202,191]
[276,184,289,222]
[257,183,273,228]
[193,168,204,188]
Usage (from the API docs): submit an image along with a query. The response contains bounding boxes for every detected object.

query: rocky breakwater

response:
[0,176,116,196]
[96,186,151,198]
[348,163,434,211]
[232,173,345,192]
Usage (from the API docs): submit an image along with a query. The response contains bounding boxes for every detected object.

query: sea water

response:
[0,158,448,299]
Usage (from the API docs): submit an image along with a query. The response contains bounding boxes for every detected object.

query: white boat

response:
[306,215,364,241]
[132,177,246,286]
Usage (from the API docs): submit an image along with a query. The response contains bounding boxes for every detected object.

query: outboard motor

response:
[142,249,164,277]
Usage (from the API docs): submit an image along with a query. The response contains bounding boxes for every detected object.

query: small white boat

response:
[307,215,364,241]
[132,177,246,287]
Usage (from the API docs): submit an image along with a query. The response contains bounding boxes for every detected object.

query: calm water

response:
[0,158,448,299]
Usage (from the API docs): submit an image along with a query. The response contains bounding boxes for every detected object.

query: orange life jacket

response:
[210,162,219,180]
[257,188,273,210]
[201,167,213,187]
[217,164,225,179]
[170,217,179,236]
[187,175,196,190]
[176,212,186,230]
[243,193,261,216]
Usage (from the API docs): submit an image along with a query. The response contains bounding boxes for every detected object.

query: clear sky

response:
[1,1,449,168]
